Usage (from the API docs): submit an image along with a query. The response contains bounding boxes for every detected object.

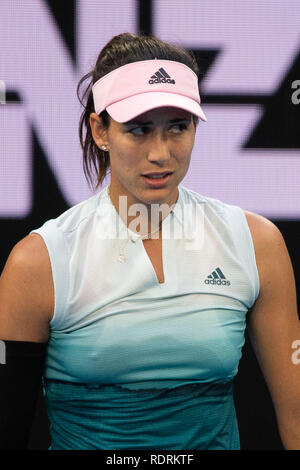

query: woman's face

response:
[91,106,197,209]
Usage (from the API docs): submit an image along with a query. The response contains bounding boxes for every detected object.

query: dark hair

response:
[77,33,200,190]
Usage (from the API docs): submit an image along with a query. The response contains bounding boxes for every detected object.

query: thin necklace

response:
[108,187,166,262]
[108,187,165,238]
[117,223,162,263]
[138,220,163,241]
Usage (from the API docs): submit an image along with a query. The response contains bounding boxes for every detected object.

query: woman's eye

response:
[170,124,187,134]
[128,123,188,136]
[129,127,149,136]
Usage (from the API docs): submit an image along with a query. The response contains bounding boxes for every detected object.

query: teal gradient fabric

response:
[43,378,239,450]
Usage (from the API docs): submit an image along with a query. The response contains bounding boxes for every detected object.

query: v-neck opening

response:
[103,185,185,288]
[142,236,165,286]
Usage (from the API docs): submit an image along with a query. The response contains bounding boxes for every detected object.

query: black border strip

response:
[138,0,152,35]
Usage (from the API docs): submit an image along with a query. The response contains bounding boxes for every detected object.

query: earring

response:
[101,145,107,151]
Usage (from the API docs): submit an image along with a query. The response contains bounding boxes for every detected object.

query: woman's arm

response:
[0,234,53,448]
[245,211,300,449]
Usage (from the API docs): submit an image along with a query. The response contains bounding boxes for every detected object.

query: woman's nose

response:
[147,133,171,164]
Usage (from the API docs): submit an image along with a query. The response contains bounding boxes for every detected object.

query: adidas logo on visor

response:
[149,68,175,84]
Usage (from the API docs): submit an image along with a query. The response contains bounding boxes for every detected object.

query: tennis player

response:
[0,33,299,450]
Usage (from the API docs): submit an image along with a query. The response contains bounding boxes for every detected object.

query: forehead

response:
[124,106,192,124]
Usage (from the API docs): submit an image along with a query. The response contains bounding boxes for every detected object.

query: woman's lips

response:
[142,172,172,188]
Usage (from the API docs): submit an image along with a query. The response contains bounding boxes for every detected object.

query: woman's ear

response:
[89,113,108,149]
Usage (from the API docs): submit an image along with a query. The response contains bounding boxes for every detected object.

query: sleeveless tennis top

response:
[31,184,259,450]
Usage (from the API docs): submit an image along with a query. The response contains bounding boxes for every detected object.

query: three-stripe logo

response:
[149,68,175,84]
[204,267,231,286]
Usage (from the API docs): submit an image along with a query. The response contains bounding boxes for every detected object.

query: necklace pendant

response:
[118,254,126,263]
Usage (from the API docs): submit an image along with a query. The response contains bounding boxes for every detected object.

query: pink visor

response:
[92,59,207,123]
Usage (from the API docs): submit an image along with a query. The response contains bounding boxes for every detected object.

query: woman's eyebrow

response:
[169,118,191,124]
[124,120,152,126]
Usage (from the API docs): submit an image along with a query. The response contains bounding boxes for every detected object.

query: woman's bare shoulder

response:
[0,233,54,342]
[7,234,53,292]
[243,210,284,246]
[10,232,51,264]
[243,210,293,291]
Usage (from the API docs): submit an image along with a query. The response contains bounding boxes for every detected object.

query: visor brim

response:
[106,92,207,123]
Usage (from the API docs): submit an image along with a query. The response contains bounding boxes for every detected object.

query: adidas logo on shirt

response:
[204,268,231,286]
[149,68,175,84]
